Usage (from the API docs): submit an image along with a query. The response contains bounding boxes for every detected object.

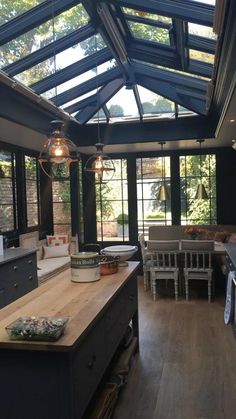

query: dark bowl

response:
[99,255,119,275]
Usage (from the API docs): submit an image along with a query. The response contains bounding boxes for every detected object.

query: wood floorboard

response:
[112,277,236,419]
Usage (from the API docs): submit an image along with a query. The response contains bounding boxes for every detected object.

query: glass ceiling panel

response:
[178,104,196,115]
[127,21,170,45]
[14,34,107,87]
[0,0,45,25]
[190,0,215,4]
[61,89,97,110]
[137,86,175,115]
[88,109,107,123]
[122,8,172,24]
[41,60,116,101]
[0,4,89,69]
[106,87,139,118]
[188,22,217,40]
[189,49,214,64]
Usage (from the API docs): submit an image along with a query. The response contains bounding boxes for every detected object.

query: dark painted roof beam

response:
[103,104,110,122]
[133,85,143,120]
[30,48,113,94]
[65,92,98,113]
[188,61,213,79]
[72,115,215,146]
[0,0,81,46]
[123,13,170,30]
[187,34,216,54]
[4,24,95,77]
[75,78,124,123]
[129,40,213,78]
[103,0,214,26]
[173,19,187,71]
[135,74,207,115]
[51,66,122,106]
[128,39,181,68]
[134,62,208,93]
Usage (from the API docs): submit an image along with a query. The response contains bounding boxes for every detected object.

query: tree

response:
[108,104,124,117]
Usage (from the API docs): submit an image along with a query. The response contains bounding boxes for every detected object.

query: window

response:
[24,155,39,228]
[180,154,216,225]
[137,157,171,239]
[0,150,17,232]
[52,176,71,235]
[96,160,128,242]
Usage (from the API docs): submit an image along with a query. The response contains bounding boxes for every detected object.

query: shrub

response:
[117,213,129,225]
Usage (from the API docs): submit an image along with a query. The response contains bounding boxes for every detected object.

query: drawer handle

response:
[28,260,32,265]
[129,294,134,301]
[29,275,33,281]
[14,283,18,288]
[87,354,96,369]
[13,266,18,271]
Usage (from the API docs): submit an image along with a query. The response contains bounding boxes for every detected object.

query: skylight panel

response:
[0,0,45,25]
[127,21,170,45]
[0,4,89,69]
[13,35,107,87]
[61,89,98,111]
[41,60,116,101]
[188,22,217,40]
[122,8,172,24]
[137,86,175,115]
[189,49,214,64]
[106,87,139,118]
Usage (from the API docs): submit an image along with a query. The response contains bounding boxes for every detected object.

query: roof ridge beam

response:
[0,0,81,46]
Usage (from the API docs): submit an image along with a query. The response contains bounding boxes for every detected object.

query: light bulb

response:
[49,138,69,164]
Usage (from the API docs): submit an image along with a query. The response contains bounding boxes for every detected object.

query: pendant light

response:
[38,0,79,179]
[157,141,170,201]
[84,34,115,184]
[195,139,208,199]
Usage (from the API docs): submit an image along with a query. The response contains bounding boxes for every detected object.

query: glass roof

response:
[0,0,218,124]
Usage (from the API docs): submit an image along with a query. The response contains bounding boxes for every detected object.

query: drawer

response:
[72,319,106,418]
[105,291,126,357]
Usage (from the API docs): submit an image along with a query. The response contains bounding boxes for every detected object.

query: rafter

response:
[50,66,123,106]
[4,25,95,77]
[75,78,124,123]
[0,0,81,46]
[30,48,113,94]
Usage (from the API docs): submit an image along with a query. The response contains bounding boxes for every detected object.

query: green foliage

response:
[109,104,124,117]
[146,212,166,219]
[117,213,129,225]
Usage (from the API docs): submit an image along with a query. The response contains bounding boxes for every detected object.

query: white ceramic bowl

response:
[101,245,138,265]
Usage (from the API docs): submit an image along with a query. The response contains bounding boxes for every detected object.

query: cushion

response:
[46,234,68,246]
[37,256,70,284]
[214,231,228,243]
[227,233,236,243]
[43,244,69,259]
[205,230,216,240]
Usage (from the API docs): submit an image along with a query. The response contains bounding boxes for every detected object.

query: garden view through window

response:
[0,150,17,232]
[96,159,128,242]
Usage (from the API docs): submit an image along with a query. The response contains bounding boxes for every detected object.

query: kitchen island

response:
[0,261,139,419]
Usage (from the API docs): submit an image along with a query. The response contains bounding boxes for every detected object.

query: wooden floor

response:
[113,277,236,419]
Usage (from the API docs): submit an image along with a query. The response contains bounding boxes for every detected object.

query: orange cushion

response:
[46,234,68,246]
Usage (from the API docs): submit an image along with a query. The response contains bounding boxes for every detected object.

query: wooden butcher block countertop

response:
[0,261,139,352]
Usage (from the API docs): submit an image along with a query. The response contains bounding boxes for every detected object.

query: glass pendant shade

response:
[157,141,170,201]
[38,120,79,178]
[157,184,170,201]
[84,143,115,183]
[195,139,208,199]
[195,183,208,199]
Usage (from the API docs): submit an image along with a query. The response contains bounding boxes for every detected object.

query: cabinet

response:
[0,262,139,419]
[0,248,38,308]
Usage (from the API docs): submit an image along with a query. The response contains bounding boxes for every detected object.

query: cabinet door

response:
[0,252,37,307]
[72,319,106,419]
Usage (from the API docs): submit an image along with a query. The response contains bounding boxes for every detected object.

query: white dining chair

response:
[181,240,214,302]
[147,240,180,301]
